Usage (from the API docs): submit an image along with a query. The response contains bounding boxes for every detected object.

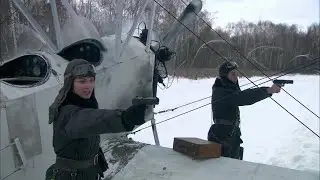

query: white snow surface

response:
[129,74,320,173]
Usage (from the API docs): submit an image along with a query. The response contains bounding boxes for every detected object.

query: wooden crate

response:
[172,137,221,159]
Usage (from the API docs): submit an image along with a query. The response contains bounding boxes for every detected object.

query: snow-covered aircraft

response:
[0,0,202,179]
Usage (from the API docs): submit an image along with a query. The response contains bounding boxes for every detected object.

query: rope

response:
[155,58,320,114]
[127,58,320,138]
[178,0,320,119]
[0,143,14,152]
[0,143,21,180]
[1,168,21,180]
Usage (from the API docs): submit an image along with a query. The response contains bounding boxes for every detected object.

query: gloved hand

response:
[267,83,281,94]
[121,104,146,131]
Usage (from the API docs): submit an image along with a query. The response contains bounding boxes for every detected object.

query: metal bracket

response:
[1,138,28,169]
[14,138,27,169]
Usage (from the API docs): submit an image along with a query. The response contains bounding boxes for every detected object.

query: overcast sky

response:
[202,0,319,31]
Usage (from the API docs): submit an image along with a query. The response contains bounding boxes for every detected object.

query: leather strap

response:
[214,119,240,126]
[55,154,98,170]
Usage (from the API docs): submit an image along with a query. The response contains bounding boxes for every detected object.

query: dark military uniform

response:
[208,62,272,159]
[46,59,146,180]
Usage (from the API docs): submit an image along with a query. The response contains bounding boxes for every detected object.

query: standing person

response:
[46,59,146,180]
[207,61,281,160]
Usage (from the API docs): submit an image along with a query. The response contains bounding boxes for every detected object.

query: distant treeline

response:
[1,0,319,78]
[168,20,320,79]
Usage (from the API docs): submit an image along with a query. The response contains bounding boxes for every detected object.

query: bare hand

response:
[267,83,281,94]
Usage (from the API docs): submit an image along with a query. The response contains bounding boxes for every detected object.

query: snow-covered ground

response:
[129,74,320,173]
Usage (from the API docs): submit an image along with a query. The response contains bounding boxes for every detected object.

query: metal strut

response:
[132,96,160,145]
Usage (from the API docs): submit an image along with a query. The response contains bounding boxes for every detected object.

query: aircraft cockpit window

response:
[0,55,50,87]
[57,41,103,66]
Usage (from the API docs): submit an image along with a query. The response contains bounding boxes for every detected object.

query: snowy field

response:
[129,74,320,173]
